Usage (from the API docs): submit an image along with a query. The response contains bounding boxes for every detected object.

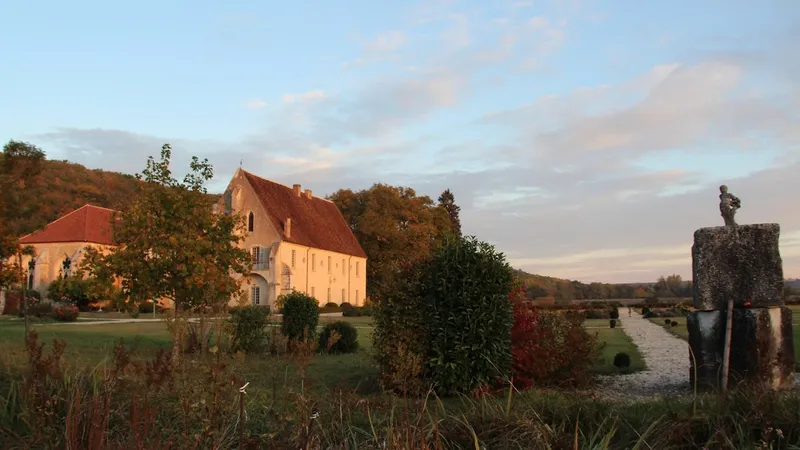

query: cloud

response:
[364,31,407,53]
[281,90,326,104]
[245,98,267,110]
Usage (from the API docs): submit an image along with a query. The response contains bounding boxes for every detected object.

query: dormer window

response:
[248,212,254,232]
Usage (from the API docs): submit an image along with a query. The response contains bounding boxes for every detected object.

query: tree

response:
[328,184,453,302]
[0,140,46,289]
[85,144,251,362]
[525,284,548,300]
[437,189,462,236]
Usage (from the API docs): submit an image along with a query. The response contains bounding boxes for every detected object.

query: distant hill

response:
[10,158,219,238]
[786,279,800,289]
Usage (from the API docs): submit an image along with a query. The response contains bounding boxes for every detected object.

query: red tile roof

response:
[242,171,367,258]
[19,204,118,246]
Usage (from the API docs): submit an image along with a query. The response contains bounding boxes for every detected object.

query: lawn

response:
[0,314,645,384]
[649,308,800,369]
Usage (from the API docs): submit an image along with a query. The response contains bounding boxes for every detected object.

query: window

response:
[341,288,346,302]
[312,253,316,272]
[327,256,331,274]
[251,286,261,305]
[342,259,345,275]
[291,250,296,268]
[248,212,254,232]
[356,290,360,305]
[356,262,360,277]
[251,247,261,266]
[311,286,316,298]
[327,287,331,302]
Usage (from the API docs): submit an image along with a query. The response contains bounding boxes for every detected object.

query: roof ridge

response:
[242,170,320,199]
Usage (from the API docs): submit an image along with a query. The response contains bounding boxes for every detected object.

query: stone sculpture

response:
[719,185,741,227]
[687,188,795,391]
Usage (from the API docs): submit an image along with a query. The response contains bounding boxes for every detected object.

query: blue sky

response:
[2,0,799,282]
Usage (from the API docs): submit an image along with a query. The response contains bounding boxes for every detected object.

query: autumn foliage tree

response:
[328,184,454,302]
[84,144,251,361]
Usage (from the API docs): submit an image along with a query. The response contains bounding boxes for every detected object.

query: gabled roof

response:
[242,171,367,258]
[19,204,118,246]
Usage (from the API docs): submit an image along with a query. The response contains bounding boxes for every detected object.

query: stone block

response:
[688,307,795,391]
[692,224,784,310]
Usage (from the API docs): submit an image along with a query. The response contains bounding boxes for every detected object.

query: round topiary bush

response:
[340,302,353,310]
[609,319,617,328]
[671,320,679,327]
[613,352,631,369]
[279,291,320,341]
[609,307,620,320]
[318,321,359,354]
[324,302,338,308]
[664,318,671,325]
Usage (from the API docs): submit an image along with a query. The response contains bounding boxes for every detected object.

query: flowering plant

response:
[53,304,79,322]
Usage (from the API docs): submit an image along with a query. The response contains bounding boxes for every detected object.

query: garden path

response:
[595,311,691,400]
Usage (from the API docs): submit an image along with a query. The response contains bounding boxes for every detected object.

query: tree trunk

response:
[171,298,182,365]
[17,253,28,336]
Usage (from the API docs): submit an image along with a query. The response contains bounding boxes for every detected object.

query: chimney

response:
[285,217,292,238]
[293,184,302,197]
[304,189,312,199]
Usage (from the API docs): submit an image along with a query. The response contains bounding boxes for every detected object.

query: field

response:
[648,305,800,368]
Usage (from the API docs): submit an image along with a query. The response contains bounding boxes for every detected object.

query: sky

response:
[2,0,799,283]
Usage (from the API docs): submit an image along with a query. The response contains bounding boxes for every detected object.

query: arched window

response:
[248,212,254,232]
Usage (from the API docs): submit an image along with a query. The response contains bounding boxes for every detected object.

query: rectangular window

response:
[291,250,296,268]
[312,253,316,272]
[251,286,260,305]
[342,259,346,275]
[341,288,345,302]
[356,290,360,305]
[311,286,315,298]
[356,261,360,277]
[327,256,331,274]
[252,247,261,266]
[327,287,331,302]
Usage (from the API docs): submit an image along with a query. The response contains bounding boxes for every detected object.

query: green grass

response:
[584,318,621,328]
[590,327,646,374]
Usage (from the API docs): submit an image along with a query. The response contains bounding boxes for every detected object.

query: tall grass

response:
[1,330,800,448]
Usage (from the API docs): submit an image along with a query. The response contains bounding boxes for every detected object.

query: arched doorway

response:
[243,273,271,309]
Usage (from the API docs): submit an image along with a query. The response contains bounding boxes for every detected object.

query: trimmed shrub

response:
[564,310,585,322]
[609,319,616,329]
[319,321,359,354]
[420,235,515,396]
[340,302,353,310]
[342,307,363,317]
[511,289,601,389]
[374,234,515,396]
[228,305,271,353]
[613,352,631,369]
[641,306,651,316]
[324,302,338,308]
[138,302,155,314]
[664,319,671,325]
[279,291,319,341]
[52,304,78,322]
[671,320,679,327]
[609,307,620,320]
[585,309,610,319]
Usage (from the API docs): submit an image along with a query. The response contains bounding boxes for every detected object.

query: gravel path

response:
[595,311,691,400]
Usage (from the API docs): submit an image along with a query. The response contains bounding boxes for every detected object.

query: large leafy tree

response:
[437,189,461,236]
[328,184,453,302]
[84,144,251,360]
[0,140,46,289]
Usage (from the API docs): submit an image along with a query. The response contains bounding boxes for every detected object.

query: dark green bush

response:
[585,309,610,319]
[324,302,338,308]
[342,307,362,317]
[664,318,671,325]
[420,234,515,396]
[671,320,679,327]
[279,291,319,341]
[228,305,271,353]
[613,352,631,368]
[609,319,616,328]
[340,302,353,310]
[609,307,619,319]
[318,321,359,354]
[47,276,118,311]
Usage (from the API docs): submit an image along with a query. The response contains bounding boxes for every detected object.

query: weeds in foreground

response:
[2,330,800,449]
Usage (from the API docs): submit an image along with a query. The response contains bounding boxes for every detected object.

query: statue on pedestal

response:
[719,185,741,227]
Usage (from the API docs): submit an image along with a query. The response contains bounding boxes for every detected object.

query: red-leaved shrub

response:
[510,288,600,390]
